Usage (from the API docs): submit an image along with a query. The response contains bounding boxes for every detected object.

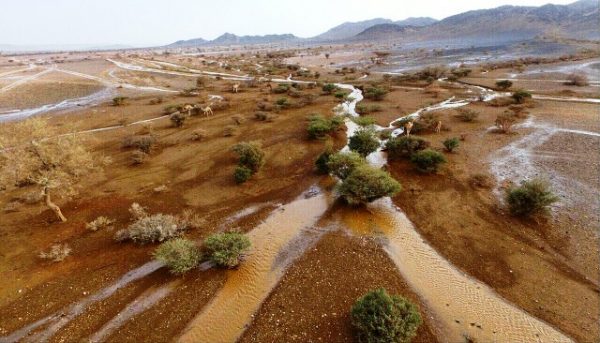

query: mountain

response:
[394,17,438,27]
[349,0,599,42]
[211,33,299,45]
[354,24,421,40]
[311,18,393,41]
[168,33,299,47]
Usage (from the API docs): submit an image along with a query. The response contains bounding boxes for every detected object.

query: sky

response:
[0,0,577,47]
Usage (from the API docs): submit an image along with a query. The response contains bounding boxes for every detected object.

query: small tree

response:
[410,149,446,173]
[506,178,558,216]
[338,164,401,205]
[443,137,460,152]
[512,89,532,104]
[170,112,187,127]
[112,96,128,106]
[349,128,380,157]
[315,141,334,174]
[495,80,513,90]
[353,116,376,127]
[454,108,479,122]
[153,238,201,274]
[232,142,265,172]
[351,288,422,343]
[203,232,251,268]
[385,136,430,160]
[0,118,102,222]
[307,115,343,139]
[234,166,253,184]
[495,112,517,133]
[326,151,365,180]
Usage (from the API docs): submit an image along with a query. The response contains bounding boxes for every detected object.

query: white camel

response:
[405,121,414,137]
[202,106,213,117]
[232,83,240,93]
[435,121,442,133]
[183,104,194,116]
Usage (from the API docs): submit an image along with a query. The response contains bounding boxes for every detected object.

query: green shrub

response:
[334,90,347,99]
[326,151,365,180]
[112,96,128,106]
[351,288,421,343]
[153,238,201,274]
[454,108,479,122]
[275,97,291,108]
[122,135,157,153]
[315,142,334,174]
[443,137,459,152]
[307,115,343,139]
[349,128,380,157]
[338,165,401,205]
[234,166,253,183]
[512,89,532,104]
[322,83,338,94]
[232,142,265,172]
[506,179,558,216]
[204,232,251,268]
[495,80,513,90]
[356,104,382,115]
[272,84,290,94]
[364,87,388,101]
[410,149,446,173]
[353,116,376,127]
[385,136,430,160]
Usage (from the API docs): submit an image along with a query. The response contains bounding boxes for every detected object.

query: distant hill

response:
[168,33,299,47]
[394,17,438,27]
[311,18,394,41]
[354,24,421,40]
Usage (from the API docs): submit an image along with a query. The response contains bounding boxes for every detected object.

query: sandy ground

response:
[0,50,598,342]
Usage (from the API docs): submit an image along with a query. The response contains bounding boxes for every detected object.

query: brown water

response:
[341,198,573,343]
[177,189,331,343]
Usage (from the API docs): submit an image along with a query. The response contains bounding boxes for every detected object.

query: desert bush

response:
[275,97,291,108]
[223,125,237,137]
[211,100,230,111]
[307,115,343,139]
[86,216,115,231]
[170,112,187,127]
[149,97,164,105]
[129,202,148,220]
[443,137,460,152]
[234,165,253,184]
[334,90,348,99]
[231,115,244,125]
[272,84,290,94]
[455,108,479,122]
[349,128,380,157]
[385,136,430,160]
[356,104,382,115]
[254,112,274,122]
[495,80,513,90]
[196,78,205,89]
[232,141,265,172]
[351,288,421,343]
[191,129,208,141]
[565,73,589,86]
[122,135,157,153]
[326,151,365,180]
[163,105,180,115]
[315,141,334,174]
[130,150,147,165]
[353,116,376,127]
[178,209,204,229]
[112,96,128,106]
[123,214,186,244]
[203,232,251,268]
[153,238,201,274]
[506,179,558,216]
[494,112,517,133]
[450,68,471,78]
[39,244,72,262]
[410,149,446,173]
[337,165,401,205]
[512,89,532,104]
[322,83,338,94]
[364,87,388,101]
[469,174,492,188]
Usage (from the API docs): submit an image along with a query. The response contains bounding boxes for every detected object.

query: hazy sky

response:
[0,0,576,46]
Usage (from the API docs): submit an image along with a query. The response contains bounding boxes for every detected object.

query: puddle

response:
[342,198,573,343]
[177,189,331,343]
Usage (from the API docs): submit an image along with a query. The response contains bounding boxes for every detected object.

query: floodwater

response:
[178,188,331,343]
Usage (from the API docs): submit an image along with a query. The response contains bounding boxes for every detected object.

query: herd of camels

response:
[179,81,441,137]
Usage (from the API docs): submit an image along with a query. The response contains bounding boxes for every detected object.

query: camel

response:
[232,83,240,93]
[202,106,213,117]
[435,121,442,133]
[404,121,414,137]
[183,104,194,116]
